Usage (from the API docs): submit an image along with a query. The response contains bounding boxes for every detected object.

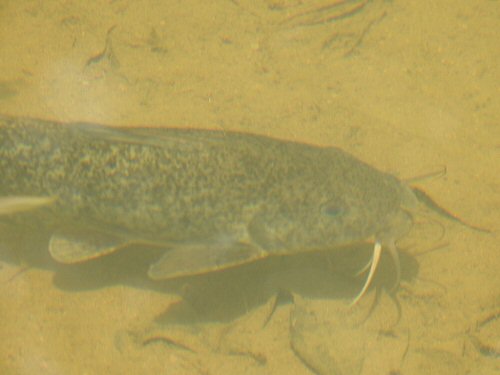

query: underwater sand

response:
[0,1,498,374]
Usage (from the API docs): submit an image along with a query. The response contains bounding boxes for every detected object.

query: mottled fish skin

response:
[0,115,416,265]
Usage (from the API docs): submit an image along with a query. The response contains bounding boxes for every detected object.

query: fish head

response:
[248,179,415,255]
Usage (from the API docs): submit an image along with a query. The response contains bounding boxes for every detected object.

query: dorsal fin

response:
[73,122,225,148]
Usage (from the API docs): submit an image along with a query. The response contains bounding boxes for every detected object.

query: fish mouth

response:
[348,206,413,305]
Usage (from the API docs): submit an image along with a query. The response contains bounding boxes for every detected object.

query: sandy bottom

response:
[0,1,498,374]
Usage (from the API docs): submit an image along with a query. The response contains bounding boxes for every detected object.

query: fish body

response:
[0,115,417,287]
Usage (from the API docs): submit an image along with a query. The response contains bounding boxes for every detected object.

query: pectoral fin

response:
[0,196,56,215]
[148,242,267,280]
[49,228,130,264]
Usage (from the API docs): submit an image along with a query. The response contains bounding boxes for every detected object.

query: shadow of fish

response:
[0,115,435,302]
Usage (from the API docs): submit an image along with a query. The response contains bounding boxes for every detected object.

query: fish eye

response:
[321,203,345,218]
